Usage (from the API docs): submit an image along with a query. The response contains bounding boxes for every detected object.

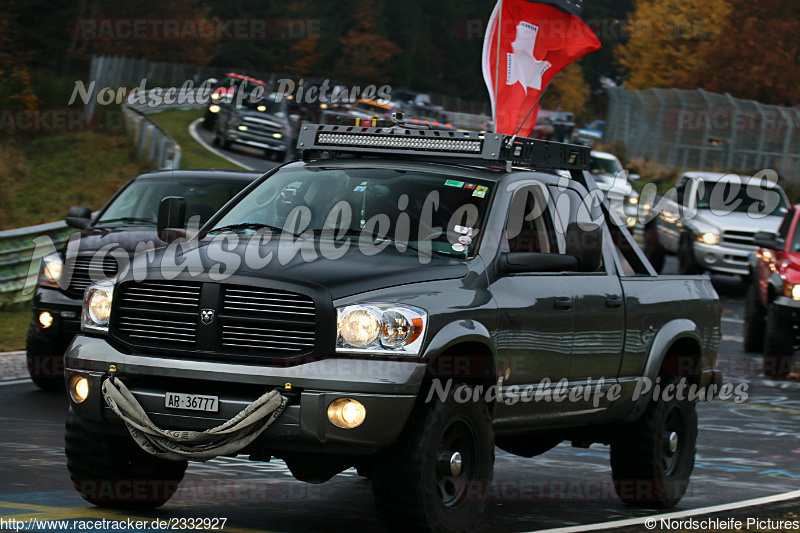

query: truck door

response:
[490,184,575,385]
[549,185,625,380]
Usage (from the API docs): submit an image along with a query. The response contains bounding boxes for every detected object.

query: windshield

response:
[696,181,788,216]
[208,166,494,258]
[98,179,249,227]
[589,156,623,177]
[237,93,286,116]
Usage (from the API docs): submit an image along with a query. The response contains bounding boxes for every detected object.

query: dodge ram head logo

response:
[200,308,215,324]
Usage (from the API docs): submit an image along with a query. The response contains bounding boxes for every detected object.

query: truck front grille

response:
[220,287,316,353]
[112,280,317,359]
[116,281,200,346]
[66,255,119,296]
[721,230,756,248]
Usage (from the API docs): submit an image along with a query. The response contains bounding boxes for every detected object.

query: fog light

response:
[38,311,54,329]
[69,375,89,403]
[706,253,718,263]
[327,398,366,428]
[209,105,220,113]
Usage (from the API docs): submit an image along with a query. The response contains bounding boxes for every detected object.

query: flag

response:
[482,0,601,137]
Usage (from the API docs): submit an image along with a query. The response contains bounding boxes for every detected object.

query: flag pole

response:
[493,0,502,133]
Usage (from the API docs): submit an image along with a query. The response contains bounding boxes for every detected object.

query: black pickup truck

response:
[28,170,259,389]
[63,125,721,532]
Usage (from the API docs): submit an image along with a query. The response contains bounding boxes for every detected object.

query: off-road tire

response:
[25,320,66,390]
[610,375,697,508]
[763,306,795,377]
[372,384,495,533]
[678,235,703,275]
[743,284,766,353]
[65,408,187,510]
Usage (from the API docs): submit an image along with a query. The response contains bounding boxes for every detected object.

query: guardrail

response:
[0,220,76,307]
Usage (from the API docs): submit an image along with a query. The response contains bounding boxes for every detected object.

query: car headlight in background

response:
[337,303,426,355]
[82,282,115,334]
[783,284,800,301]
[697,232,721,245]
[39,254,63,288]
[209,105,221,113]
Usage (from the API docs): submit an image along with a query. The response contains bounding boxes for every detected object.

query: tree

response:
[542,63,590,116]
[332,0,401,83]
[689,1,800,106]
[616,0,730,90]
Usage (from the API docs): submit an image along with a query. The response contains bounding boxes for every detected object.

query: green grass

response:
[0,129,153,230]
[147,109,243,170]
[0,306,31,352]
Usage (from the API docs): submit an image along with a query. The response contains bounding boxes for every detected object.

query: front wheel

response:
[65,408,187,510]
[372,383,495,533]
[26,320,66,390]
[610,375,697,508]
[743,284,766,353]
[763,306,795,377]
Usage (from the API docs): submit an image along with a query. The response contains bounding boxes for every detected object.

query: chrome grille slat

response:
[221,342,307,351]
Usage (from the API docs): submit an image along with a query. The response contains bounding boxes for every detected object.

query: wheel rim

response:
[435,417,477,507]
[662,407,684,476]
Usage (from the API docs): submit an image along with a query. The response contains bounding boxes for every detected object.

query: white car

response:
[562,151,641,231]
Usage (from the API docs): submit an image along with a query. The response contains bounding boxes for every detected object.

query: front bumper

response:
[65,336,424,455]
[31,287,82,340]
[228,132,289,152]
[692,242,752,276]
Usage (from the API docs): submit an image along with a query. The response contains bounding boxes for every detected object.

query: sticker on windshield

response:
[452,243,465,252]
[464,183,477,190]
[454,225,474,235]
[458,235,472,245]
[354,181,368,192]
[472,189,487,198]
[444,179,465,188]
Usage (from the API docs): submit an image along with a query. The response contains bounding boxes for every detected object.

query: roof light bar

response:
[297,124,589,170]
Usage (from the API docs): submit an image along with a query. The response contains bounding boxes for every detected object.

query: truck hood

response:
[139,237,469,300]
[691,210,783,234]
[65,226,162,256]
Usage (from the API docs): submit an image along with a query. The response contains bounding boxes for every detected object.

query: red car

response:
[744,204,800,376]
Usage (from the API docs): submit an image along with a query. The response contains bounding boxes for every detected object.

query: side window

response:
[504,186,558,254]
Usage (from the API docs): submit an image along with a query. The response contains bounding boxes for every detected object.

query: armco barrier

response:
[0,220,76,307]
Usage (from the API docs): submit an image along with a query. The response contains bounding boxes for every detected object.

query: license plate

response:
[164,392,219,413]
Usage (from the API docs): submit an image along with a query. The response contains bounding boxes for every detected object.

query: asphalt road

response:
[1,257,799,532]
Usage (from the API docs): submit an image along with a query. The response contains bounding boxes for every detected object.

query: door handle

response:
[605,295,623,308]
[554,297,573,310]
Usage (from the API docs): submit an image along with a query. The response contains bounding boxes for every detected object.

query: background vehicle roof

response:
[682,171,781,185]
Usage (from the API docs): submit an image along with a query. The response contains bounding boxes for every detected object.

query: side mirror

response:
[65,206,92,229]
[500,252,578,274]
[565,222,604,272]
[753,231,784,251]
[157,196,187,243]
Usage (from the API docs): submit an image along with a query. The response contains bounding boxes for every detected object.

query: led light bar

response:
[297,124,589,170]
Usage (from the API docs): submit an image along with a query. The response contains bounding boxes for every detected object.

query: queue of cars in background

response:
[744,204,800,377]
[644,171,789,275]
[27,170,260,389]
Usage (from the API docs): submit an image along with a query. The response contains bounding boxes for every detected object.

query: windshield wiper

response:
[315,228,443,257]
[97,217,156,225]
[207,223,301,238]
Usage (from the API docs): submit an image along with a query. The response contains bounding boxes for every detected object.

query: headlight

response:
[209,105,220,113]
[39,254,63,288]
[783,284,800,301]
[82,282,115,334]
[337,304,426,355]
[238,125,248,131]
[697,232,720,245]
[628,196,638,205]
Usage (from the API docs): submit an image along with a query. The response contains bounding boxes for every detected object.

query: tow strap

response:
[102,376,288,462]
